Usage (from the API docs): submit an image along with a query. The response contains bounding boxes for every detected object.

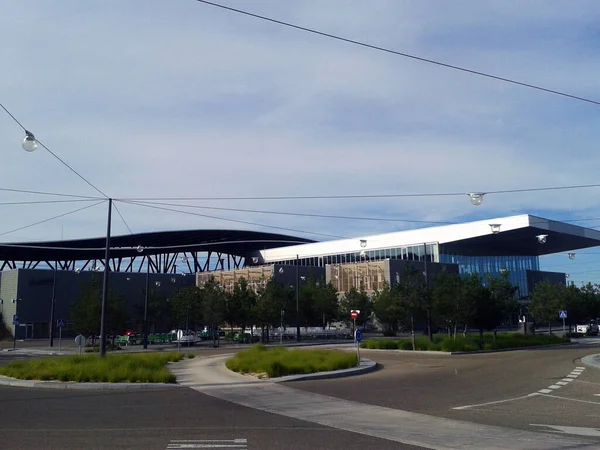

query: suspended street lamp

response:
[468,193,485,206]
[536,234,548,244]
[568,253,575,260]
[22,131,38,152]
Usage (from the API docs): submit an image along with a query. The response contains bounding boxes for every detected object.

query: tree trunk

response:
[479,329,484,350]
[548,322,552,335]
[463,324,468,338]
[493,329,497,341]
[410,315,416,351]
[426,309,433,343]
[453,323,458,340]
[260,325,265,344]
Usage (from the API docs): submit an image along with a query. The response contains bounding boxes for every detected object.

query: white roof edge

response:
[257,214,535,261]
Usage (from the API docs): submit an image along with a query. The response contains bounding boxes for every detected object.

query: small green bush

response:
[186,353,196,359]
[226,344,357,378]
[0,352,184,383]
[360,333,567,352]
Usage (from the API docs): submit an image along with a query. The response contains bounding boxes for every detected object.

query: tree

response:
[200,277,226,346]
[225,278,257,334]
[134,289,170,333]
[372,282,402,336]
[70,276,127,344]
[169,286,202,331]
[313,281,339,329]
[529,281,563,333]
[396,265,428,350]
[433,269,468,339]
[253,279,287,343]
[338,285,371,328]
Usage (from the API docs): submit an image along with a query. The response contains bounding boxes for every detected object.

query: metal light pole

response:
[143,258,150,349]
[295,254,300,342]
[49,266,57,347]
[423,243,433,342]
[99,199,113,357]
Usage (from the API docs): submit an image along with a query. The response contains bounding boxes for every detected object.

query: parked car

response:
[576,320,599,336]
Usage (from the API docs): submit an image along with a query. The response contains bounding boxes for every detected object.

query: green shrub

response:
[226,344,357,378]
[360,333,568,352]
[0,352,184,383]
[186,353,196,359]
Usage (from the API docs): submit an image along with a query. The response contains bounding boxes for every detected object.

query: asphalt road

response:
[1,339,600,448]
[288,340,600,440]
[0,384,426,450]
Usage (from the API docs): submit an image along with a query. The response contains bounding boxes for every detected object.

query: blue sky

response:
[2,0,600,283]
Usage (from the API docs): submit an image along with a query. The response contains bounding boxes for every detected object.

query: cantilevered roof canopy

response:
[0,229,314,262]
[257,215,600,261]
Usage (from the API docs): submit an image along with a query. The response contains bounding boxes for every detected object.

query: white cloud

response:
[2,0,600,280]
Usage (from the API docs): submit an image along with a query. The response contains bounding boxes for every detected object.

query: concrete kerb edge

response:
[359,341,576,356]
[273,359,377,383]
[580,354,600,370]
[0,375,183,390]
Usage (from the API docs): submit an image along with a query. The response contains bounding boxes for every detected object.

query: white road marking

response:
[548,385,561,389]
[452,393,538,410]
[555,381,568,386]
[561,378,574,382]
[594,394,600,397]
[530,424,600,437]
[566,374,578,378]
[538,389,553,394]
[166,439,247,449]
[576,367,586,370]
[537,393,600,406]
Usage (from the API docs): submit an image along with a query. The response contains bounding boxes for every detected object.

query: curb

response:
[359,342,575,356]
[580,354,600,370]
[0,375,183,390]
[273,359,377,383]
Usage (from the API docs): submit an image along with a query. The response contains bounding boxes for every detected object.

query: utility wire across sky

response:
[196,0,600,107]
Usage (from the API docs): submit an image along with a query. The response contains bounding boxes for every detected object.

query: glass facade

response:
[271,243,438,267]
[439,254,540,297]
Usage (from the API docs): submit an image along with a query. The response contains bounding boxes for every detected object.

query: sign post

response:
[57,320,65,352]
[74,334,85,355]
[559,310,567,337]
[12,314,19,350]
[350,309,359,338]
[354,329,363,366]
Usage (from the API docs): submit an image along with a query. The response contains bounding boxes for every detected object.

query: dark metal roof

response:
[0,229,315,261]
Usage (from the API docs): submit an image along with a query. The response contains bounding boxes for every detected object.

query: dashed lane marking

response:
[538,368,585,394]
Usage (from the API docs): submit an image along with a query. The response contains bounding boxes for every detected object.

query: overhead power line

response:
[0,101,108,198]
[126,199,454,225]
[195,0,600,107]
[0,199,100,206]
[119,182,600,202]
[0,200,106,238]
[118,200,345,239]
[112,202,133,234]
[0,187,103,200]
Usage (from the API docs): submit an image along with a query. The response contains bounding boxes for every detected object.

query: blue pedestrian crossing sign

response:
[355,329,363,343]
[12,314,19,325]
[57,319,65,328]
[559,310,567,319]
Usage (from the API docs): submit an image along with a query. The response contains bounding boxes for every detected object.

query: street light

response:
[536,234,548,244]
[49,266,58,347]
[468,193,485,206]
[568,253,575,260]
[360,239,367,248]
[22,131,38,152]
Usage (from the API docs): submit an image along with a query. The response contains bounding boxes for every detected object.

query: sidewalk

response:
[581,353,600,370]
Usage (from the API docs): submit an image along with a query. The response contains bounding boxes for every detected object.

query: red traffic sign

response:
[350,310,359,320]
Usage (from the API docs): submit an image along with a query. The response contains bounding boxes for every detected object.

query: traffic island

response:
[225,344,373,380]
[0,352,193,389]
[361,333,570,353]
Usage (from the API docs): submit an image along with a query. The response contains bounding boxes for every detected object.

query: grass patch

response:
[226,344,357,378]
[0,352,186,383]
[186,353,196,359]
[360,333,568,352]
